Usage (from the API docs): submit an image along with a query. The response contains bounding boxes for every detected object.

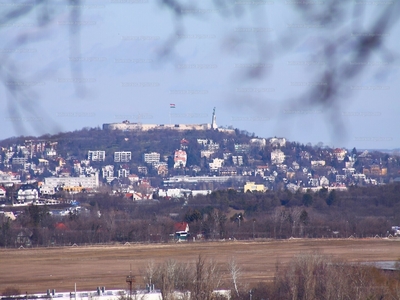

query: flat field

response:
[1,239,399,294]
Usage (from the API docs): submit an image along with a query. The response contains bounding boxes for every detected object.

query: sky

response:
[0,0,399,150]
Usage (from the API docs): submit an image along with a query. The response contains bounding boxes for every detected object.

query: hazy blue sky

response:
[1,0,399,150]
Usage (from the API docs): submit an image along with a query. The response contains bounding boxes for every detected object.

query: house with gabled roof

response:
[174,222,189,233]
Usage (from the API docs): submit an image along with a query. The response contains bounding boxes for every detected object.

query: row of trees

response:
[132,253,400,300]
[1,183,400,247]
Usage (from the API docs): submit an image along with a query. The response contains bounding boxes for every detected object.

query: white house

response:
[269,137,286,147]
[17,184,39,203]
[271,149,285,164]
[209,158,224,172]
[0,186,6,198]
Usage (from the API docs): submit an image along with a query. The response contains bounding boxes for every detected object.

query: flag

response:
[170,103,175,108]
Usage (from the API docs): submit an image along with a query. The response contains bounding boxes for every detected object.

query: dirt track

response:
[1,239,399,294]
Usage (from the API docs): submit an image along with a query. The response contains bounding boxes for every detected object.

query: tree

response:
[227,257,241,298]
[302,193,313,207]
[326,190,338,206]
[190,255,221,300]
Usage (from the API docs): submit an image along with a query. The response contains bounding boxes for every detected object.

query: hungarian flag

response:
[170,103,175,108]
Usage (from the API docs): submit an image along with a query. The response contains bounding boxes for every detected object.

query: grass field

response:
[1,238,400,294]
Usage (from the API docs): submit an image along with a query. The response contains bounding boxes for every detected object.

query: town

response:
[1,109,400,247]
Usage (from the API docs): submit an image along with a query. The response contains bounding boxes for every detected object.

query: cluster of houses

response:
[0,131,398,206]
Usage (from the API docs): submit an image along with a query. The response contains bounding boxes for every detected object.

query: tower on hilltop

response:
[211,107,218,130]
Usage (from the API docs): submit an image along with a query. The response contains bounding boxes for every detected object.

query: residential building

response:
[0,186,6,198]
[232,155,243,166]
[180,139,189,150]
[333,148,347,161]
[143,152,160,164]
[286,168,296,180]
[197,139,208,146]
[219,167,237,176]
[118,168,130,178]
[174,222,189,233]
[102,165,114,179]
[352,173,366,181]
[127,174,139,184]
[201,150,214,159]
[342,168,355,175]
[271,149,285,164]
[300,151,310,160]
[174,150,187,168]
[44,173,99,189]
[250,138,266,148]
[207,142,220,151]
[138,166,148,175]
[88,150,105,162]
[234,144,250,154]
[269,137,286,147]
[114,151,132,162]
[12,157,28,165]
[17,184,39,203]
[244,182,266,192]
[319,176,329,187]
[255,165,268,177]
[311,160,326,167]
[223,152,232,160]
[44,148,57,158]
[157,164,168,177]
[336,174,346,182]
[209,158,224,172]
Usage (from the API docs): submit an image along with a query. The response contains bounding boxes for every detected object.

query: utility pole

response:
[126,264,135,300]
[252,219,256,239]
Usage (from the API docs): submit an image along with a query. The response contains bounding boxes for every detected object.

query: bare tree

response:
[227,257,241,298]
[190,255,222,300]
[143,260,156,288]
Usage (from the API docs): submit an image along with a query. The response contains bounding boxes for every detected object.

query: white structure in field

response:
[114,151,131,162]
[88,150,105,162]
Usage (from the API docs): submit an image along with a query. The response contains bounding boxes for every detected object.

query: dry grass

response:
[1,238,399,294]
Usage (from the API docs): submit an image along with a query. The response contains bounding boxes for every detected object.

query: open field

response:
[1,238,400,294]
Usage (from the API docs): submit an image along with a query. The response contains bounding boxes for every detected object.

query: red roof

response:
[174,222,189,232]
[180,139,189,144]
[55,223,68,231]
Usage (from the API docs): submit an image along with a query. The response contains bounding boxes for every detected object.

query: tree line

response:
[1,183,400,247]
